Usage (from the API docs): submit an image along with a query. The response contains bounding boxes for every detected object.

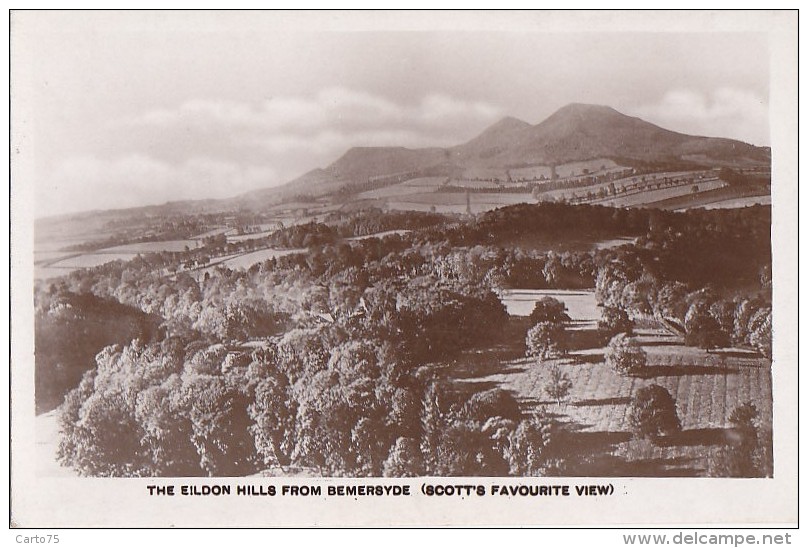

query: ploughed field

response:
[499,289,599,326]
[35,240,203,280]
[349,168,769,216]
[443,290,772,477]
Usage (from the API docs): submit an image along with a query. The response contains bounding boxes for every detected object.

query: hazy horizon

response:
[14,12,770,218]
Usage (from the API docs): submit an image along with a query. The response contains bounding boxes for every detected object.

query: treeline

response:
[55,266,559,476]
[326,209,448,238]
[41,201,772,476]
[419,203,770,287]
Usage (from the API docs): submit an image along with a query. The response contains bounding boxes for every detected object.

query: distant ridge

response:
[240,103,768,206]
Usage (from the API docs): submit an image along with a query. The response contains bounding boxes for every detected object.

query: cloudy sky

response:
[13,12,771,218]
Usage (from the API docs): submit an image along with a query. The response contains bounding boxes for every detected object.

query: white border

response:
[7,9,800,530]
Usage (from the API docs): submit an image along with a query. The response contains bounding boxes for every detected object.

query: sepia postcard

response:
[8,10,799,528]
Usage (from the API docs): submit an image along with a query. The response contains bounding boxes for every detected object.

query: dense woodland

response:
[35,202,772,476]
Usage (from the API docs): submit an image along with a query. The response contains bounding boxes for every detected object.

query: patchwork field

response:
[593,236,635,250]
[499,289,599,324]
[510,158,621,180]
[218,247,306,270]
[357,177,448,199]
[535,170,708,201]
[446,179,503,189]
[701,195,771,209]
[387,192,534,214]
[35,239,206,279]
[644,185,770,211]
[447,318,772,477]
[98,240,201,253]
[48,252,139,269]
[597,180,727,208]
[228,230,277,242]
[351,169,742,214]
[191,227,235,239]
[347,229,411,241]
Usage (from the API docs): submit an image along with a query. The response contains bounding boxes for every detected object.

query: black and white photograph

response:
[9,9,798,528]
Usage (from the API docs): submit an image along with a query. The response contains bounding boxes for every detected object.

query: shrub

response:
[708,401,771,478]
[528,297,570,325]
[628,384,681,439]
[526,321,567,360]
[597,306,634,342]
[506,414,554,476]
[462,388,521,422]
[544,365,573,405]
[729,401,759,429]
[684,301,729,351]
[605,333,647,375]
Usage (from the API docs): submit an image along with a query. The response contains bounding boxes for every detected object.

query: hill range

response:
[236,103,770,207]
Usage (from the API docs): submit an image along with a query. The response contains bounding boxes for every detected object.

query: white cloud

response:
[631,88,769,146]
[40,88,504,215]
[37,155,277,217]
[126,87,503,145]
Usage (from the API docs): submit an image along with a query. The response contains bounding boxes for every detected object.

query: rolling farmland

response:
[597,179,727,208]
[701,195,772,209]
[449,319,772,476]
[499,289,599,322]
[47,252,139,269]
[357,176,448,199]
[218,247,306,269]
[387,191,535,213]
[35,239,204,279]
[510,158,621,180]
[96,240,201,253]
[367,168,756,215]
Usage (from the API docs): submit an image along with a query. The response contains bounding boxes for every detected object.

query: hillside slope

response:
[453,103,769,168]
[253,103,769,202]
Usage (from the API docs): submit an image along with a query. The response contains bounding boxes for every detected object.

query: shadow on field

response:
[654,427,734,448]
[567,328,603,351]
[546,425,634,476]
[712,349,762,360]
[571,396,632,407]
[610,456,704,477]
[517,395,561,410]
[572,352,604,364]
[547,421,708,476]
[635,365,739,378]
[450,357,527,380]
[637,339,683,347]
[446,318,533,379]
[439,380,502,404]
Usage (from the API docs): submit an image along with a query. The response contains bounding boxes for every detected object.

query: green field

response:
[499,289,599,322]
[99,240,201,253]
[701,196,771,209]
[628,180,769,211]
[49,252,139,269]
[535,170,706,202]
[227,230,277,242]
[597,179,727,208]
[347,229,411,241]
[357,177,448,199]
[219,247,306,269]
[510,158,620,180]
[191,227,234,239]
[387,191,534,214]
[446,315,771,476]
